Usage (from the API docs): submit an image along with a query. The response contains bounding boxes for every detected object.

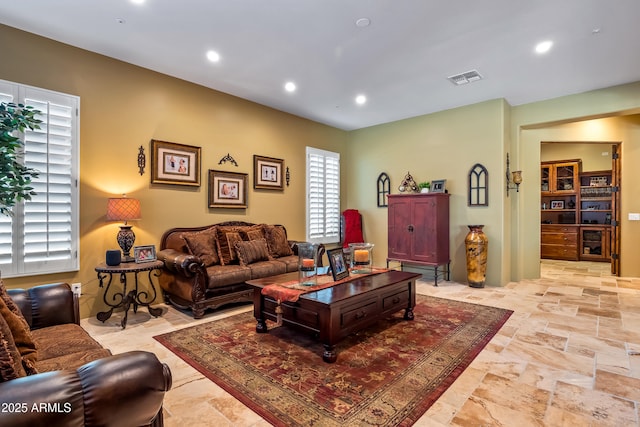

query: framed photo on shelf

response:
[327,248,349,281]
[253,155,284,190]
[208,170,248,208]
[150,140,201,186]
[430,179,447,193]
[134,245,157,263]
[550,200,565,209]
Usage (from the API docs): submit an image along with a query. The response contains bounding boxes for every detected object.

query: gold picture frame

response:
[253,155,284,190]
[208,170,248,208]
[151,140,201,186]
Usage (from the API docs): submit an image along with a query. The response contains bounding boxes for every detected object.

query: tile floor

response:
[82,260,640,426]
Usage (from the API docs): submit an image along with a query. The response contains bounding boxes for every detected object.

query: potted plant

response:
[418,181,430,193]
[0,102,42,216]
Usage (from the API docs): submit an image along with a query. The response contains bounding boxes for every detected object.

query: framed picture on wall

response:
[150,140,201,186]
[208,170,248,208]
[254,155,284,190]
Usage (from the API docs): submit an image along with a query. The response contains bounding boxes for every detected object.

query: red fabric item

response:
[342,209,364,248]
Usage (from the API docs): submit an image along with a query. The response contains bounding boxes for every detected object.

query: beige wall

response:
[541,142,613,172]
[346,99,510,285]
[514,95,640,279]
[0,25,348,317]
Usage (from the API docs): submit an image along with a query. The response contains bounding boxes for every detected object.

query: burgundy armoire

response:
[387,193,450,285]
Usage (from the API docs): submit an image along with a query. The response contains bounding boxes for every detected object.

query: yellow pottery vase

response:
[465,225,488,288]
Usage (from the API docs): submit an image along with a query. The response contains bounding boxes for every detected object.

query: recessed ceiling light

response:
[355,95,367,105]
[115,18,126,24]
[206,50,220,63]
[535,40,553,54]
[284,82,296,93]
[355,18,371,28]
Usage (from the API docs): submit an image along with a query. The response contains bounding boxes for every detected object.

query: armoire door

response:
[387,196,412,260]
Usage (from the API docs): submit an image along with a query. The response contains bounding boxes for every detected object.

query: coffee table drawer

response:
[263,298,320,327]
[382,289,409,311]
[341,299,378,327]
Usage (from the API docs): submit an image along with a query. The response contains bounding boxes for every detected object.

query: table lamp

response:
[106,195,141,262]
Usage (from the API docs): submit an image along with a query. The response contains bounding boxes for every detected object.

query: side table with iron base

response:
[95,260,164,329]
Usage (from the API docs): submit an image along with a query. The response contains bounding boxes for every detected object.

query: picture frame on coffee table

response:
[327,248,349,281]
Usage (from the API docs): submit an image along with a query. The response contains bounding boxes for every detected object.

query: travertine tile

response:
[82,260,640,426]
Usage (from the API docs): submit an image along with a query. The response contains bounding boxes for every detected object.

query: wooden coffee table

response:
[245,270,421,363]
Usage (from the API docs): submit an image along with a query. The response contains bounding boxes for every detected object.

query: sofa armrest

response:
[0,351,172,427]
[157,248,203,277]
[8,283,79,329]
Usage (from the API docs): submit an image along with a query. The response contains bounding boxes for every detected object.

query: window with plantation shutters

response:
[0,80,79,277]
[306,147,340,244]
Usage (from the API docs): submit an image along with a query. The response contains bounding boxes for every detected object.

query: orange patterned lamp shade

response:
[106,197,141,223]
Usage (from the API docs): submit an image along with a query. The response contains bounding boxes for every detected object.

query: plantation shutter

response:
[0,80,79,277]
[306,147,340,244]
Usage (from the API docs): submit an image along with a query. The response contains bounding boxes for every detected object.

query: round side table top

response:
[95,260,164,273]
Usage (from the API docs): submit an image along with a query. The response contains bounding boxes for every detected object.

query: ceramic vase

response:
[465,225,488,288]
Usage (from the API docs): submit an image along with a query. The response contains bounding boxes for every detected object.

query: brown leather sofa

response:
[158,221,324,318]
[0,283,172,427]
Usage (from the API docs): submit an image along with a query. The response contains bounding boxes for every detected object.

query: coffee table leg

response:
[404,307,414,320]
[323,344,337,363]
[256,317,268,333]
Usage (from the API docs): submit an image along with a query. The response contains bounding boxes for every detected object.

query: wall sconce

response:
[106,195,141,262]
[506,153,523,196]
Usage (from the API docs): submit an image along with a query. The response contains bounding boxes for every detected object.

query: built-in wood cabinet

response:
[541,160,613,263]
[580,226,610,261]
[387,193,450,284]
[541,224,579,261]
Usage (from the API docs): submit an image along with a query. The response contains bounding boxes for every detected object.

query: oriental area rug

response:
[154,295,512,426]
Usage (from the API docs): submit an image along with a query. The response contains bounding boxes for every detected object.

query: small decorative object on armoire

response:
[106,195,141,263]
[297,242,319,286]
[398,171,418,193]
[349,242,374,274]
[465,225,488,288]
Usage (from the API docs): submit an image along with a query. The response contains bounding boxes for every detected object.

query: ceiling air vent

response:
[447,69,483,86]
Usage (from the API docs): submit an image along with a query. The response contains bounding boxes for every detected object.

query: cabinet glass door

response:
[555,164,576,193]
[541,165,551,193]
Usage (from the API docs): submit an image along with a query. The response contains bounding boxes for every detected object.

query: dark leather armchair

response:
[0,283,172,427]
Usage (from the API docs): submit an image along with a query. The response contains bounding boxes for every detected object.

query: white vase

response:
[420,188,430,193]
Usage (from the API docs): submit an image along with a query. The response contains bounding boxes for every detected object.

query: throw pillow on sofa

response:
[0,281,37,374]
[182,226,220,267]
[263,225,294,258]
[216,227,245,265]
[0,310,27,381]
[235,239,273,266]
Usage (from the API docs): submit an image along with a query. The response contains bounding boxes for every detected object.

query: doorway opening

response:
[540,141,621,276]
